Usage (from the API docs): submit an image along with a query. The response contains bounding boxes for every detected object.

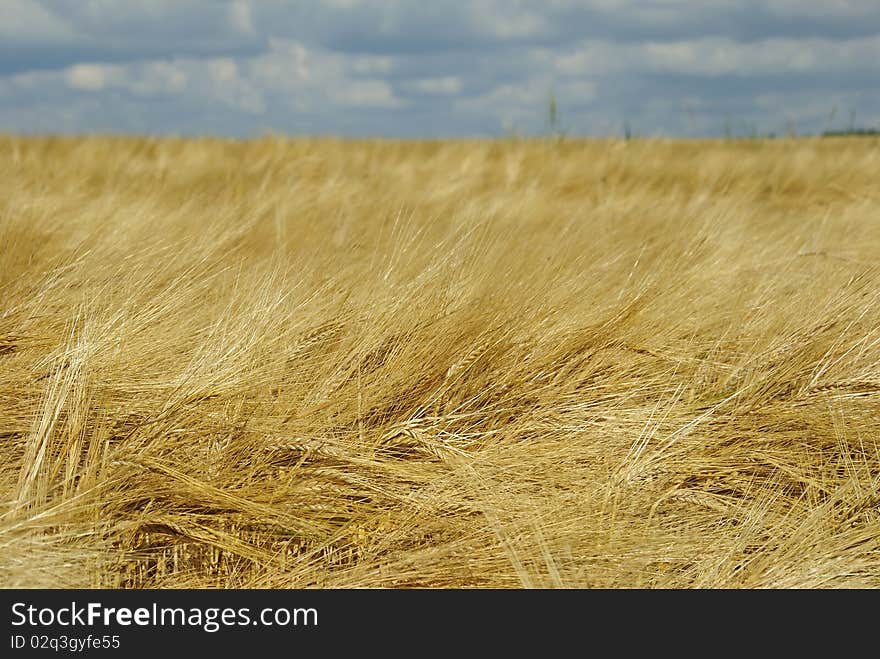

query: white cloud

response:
[469,2,547,39]
[454,77,551,134]
[321,0,364,8]
[332,79,403,108]
[0,0,79,43]
[249,39,402,109]
[639,34,880,75]
[251,39,311,88]
[60,60,191,98]
[227,0,255,35]
[553,33,880,77]
[456,78,548,113]
[65,63,123,91]
[128,61,188,95]
[208,58,239,83]
[350,55,394,75]
[412,76,461,95]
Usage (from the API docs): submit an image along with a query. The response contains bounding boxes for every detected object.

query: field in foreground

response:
[1,136,879,588]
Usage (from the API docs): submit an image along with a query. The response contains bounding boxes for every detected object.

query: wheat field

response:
[1,135,879,588]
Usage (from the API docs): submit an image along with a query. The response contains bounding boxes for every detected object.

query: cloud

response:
[411,76,462,95]
[251,1,880,54]
[64,62,122,91]
[551,34,880,78]
[332,79,403,108]
[0,1,878,136]
[227,0,255,35]
[0,0,78,44]
[0,0,266,75]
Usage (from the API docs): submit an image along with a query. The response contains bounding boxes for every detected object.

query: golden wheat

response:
[1,135,879,588]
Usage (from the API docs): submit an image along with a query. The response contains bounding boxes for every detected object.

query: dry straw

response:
[1,135,879,588]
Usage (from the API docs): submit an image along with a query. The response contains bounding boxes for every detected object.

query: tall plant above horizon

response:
[546,86,565,140]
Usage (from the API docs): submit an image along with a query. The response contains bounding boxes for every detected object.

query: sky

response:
[1,0,879,138]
